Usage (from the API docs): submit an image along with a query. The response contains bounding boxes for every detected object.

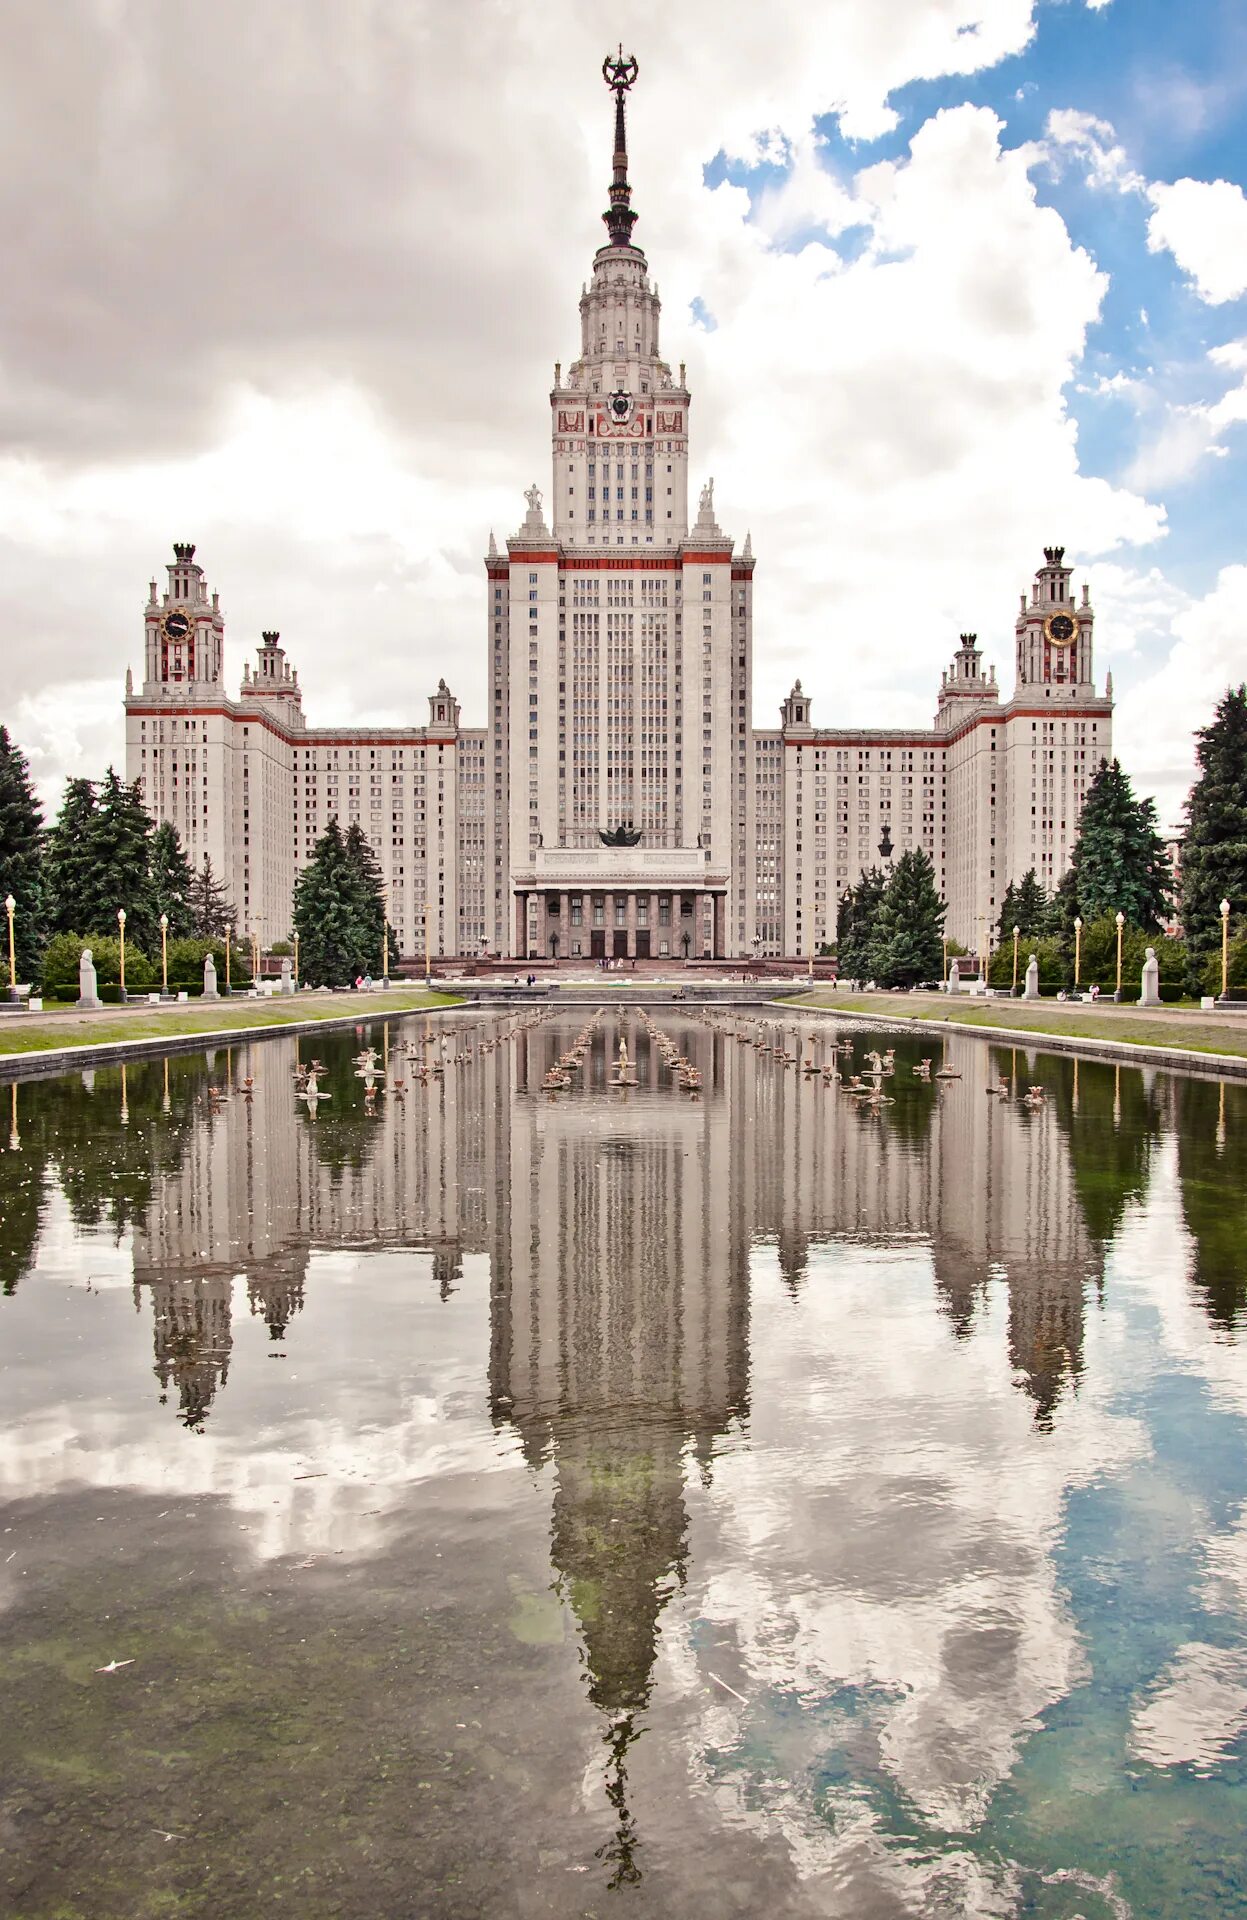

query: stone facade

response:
[123,67,1110,961]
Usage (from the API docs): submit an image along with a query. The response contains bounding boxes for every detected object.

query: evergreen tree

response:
[293,819,380,986]
[0,726,47,984]
[45,778,100,936]
[996,869,1049,945]
[1068,758,1171,930]
[1047,866,1079,941]
[149,822,196,940]
[870,849,946,987]
[837,866,887,980]
[834,887,854,969]
[186,854,237,941]
[47,769,159,948]
[1181,684,1247,962]
[343,821,395,973]
[90,768,160,950]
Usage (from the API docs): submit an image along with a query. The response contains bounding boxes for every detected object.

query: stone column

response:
[514,891,526,959]
[625,890,638,959]
[558,891,570,962]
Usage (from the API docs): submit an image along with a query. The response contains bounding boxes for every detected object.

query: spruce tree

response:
[293,820,375,986]
[870,849,946,987]
[1182,684,1247,962]
[186,854,237,940]
[343,821,394,973]
[45,778,100,936]
[837,866,887,980]
[149,822,196,940]
[996,869,1050,945]
[1068,758,1170,930]
[0,726,47,984]
[1047,866,1079,941]
[89,768,160,950]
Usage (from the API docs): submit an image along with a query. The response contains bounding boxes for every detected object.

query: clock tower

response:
[142,542,225,691]
[549,48,689,549]
[1015,544,1095,690]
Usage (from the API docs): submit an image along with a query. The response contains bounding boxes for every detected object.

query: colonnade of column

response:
[512,889,727,961]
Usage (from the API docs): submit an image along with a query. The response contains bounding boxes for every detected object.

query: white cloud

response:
[1146,177,1247,304]
[1124,336,1247,491]
[0,2,1172,803]
[1113,563,1247,827]
[1045,107,1143,194]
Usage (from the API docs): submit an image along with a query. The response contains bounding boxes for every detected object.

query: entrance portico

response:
[511,848,729,962]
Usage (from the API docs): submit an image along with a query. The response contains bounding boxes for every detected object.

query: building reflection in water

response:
[2,1010,1245,1877]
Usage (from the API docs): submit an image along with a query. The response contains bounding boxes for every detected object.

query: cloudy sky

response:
[3,0,1246,832]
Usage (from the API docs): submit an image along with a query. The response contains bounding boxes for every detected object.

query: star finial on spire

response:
[601,48,639,249]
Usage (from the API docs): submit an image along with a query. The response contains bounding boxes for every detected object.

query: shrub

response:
[1202,933,1247,999]
[38,931,153,991]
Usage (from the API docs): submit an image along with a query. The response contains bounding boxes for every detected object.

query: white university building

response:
[125,56,1112,964]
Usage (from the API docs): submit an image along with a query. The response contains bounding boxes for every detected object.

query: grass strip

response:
[787,991,1247,1061]
[0,989,463,1059]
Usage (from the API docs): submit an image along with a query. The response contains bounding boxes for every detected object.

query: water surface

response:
[2,1010,1246,1918]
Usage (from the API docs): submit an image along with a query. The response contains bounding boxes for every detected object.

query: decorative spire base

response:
[601,48,639,248]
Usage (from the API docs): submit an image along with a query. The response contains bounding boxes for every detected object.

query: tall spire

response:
[601,46,639,249]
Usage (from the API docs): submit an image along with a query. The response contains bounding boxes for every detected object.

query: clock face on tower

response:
[1044,611,1076,647]
[609,388,632,421]
[163,610,190,641]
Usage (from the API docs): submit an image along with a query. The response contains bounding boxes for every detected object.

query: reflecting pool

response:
[2,1009,1247,1918]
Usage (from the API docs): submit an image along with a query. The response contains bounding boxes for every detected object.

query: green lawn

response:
[0,988,463,1060]
[788,990,1247,1061]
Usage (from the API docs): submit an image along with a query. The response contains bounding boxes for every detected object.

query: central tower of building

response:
[488,51,755,961]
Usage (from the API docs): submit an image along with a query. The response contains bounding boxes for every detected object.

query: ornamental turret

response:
[936,633,1000,731]
[1015,545,1095,691]
[142,541,224,691]
[243,629,304,727]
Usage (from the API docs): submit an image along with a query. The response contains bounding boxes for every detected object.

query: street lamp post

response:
[1221,898,1231,999]
[4,893,15,998]
[117,908,127,997]
[382,889,390,985]
[1115,910,1125,999]
[424,895,431,988]
[1012,923,1020,994]
[160,912,168,995]
[942,933,949,984]
[1073,915,1082,989]
[225,925,231,995]
[293,930,300,988]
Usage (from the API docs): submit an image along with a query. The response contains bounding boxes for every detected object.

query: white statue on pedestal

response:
[203,953,219,1000]
[1139,947,1160,1007]
[1024,954,1040,1000]
[78,948,101,1009]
